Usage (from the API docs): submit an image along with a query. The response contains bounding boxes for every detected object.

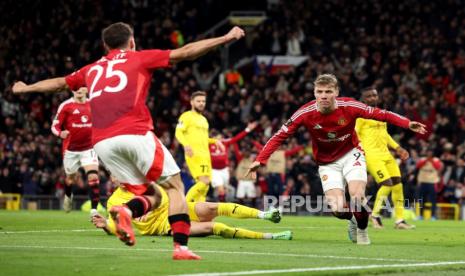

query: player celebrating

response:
[246,74,426,245]
[210,122,258,201]
[12,22,245,260]
[175,91,224,202]
[92,184,291,240]
[51,87,100,216]
[355,87,415,229]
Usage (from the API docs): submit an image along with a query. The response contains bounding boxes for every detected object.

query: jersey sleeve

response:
[51,103,67,136]
[139,50,171,69]
[386,132,400,150]
[256,108,305,164]
[348,99,410,129]
[65,67,88,91]
[175,113,189,146]
[222,130,248,146]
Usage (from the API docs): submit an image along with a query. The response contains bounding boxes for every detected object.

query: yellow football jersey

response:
[175,110,216,157]
[355,118,399,156]
[106,187,171,236]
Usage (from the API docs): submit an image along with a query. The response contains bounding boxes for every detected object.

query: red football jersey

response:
[210,130,248,169]
[256,97,411,165]
[65,49,171,145]
[51,98,93,152]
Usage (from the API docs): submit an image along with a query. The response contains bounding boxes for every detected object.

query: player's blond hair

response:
[191,91,207,100]
[314,74,339,89]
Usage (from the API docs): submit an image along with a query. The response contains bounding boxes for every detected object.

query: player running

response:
[246,74,426,245]
[12,22,245,260]
[51,87,100,216]
[355,87,415,229]
[92,184,292,240]
[175,91,225,202]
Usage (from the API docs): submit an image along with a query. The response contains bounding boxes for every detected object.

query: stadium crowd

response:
[1,0,465,211]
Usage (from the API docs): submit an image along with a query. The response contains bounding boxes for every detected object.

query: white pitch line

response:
[171,261,465,276]
[0,244,428,263]
[0,229,100,234]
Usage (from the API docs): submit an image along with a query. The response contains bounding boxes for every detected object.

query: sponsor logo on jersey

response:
[317,133,352,143]
[81,115,89,123]
[73,109,80,114]
[313,124,322,129]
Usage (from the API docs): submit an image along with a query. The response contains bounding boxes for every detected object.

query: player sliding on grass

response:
[12,22,245,260]
[92,184,292,240]
[246,74,426,245]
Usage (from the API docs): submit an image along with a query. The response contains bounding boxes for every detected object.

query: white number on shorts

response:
[88,59,128,99]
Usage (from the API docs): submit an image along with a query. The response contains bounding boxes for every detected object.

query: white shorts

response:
[236,180,256,198]
[211,168,230,188]
[94,131,180,194]
[318,147,367,193]
[63,148,99,175]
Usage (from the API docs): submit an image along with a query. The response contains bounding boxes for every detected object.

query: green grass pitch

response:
[1,210,465,275]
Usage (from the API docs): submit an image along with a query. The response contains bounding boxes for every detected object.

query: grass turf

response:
[1,210,465,275]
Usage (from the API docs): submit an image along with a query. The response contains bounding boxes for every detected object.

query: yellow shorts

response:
[185,155,212,180]
[366,154,401,184]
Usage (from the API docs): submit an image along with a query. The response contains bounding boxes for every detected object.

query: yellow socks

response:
[391,183,405,222]
[213,222,264,239]
[186,181,209,202]
[217,203,260,219]
[372,185,392,217]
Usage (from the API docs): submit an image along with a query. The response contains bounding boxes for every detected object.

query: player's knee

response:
[390,177,401,185]
[379,178,393,186]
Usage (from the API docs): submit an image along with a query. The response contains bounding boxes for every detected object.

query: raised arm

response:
[169,26,245,64]
[223,121,257,147]
[349,99,426,134]
[12,78,68,94]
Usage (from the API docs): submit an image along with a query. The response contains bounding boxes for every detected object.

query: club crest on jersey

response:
[81,115,89,123]
[322,175,328,181]
[337,117,347,126]
[327,132,337,139]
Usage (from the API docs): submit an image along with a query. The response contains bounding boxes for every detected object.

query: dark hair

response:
[361,86,376,93]
[191,91,207,100]
[102,22,134,50]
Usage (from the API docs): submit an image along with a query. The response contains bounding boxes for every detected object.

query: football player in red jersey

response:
[209,121,257,201]
[12,22,245,260]
[51,87,100,216]
[246,74,426,245]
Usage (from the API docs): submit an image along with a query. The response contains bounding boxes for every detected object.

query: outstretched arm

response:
[12,77,68,94]
[169,26,245,64]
